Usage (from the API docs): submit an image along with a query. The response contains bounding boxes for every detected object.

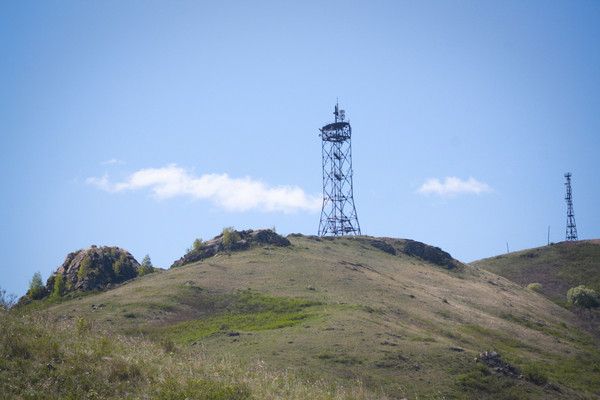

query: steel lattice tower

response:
[318,102,361,236]
[564,172,578,241]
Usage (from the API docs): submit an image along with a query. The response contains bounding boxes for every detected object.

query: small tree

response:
[186,238,205,254]
[112,259,122,278]
[29,271,44,300]
[567,285,599,308]
[193,238,204,251]
[52,275,65,298]
[222,227,240,247]
[78,256,93,280]
[139,254,155,276]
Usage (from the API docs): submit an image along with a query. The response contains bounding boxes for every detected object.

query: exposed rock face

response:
[50,246,140,294]
[170,229,291,269]
[368,239,397,255]
[17,246,140,305]
[402,240,462,270]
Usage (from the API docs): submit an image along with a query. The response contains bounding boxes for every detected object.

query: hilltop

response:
[6,231,600,399]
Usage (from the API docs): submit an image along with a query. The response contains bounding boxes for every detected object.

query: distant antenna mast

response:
[318,101,361,236]
[564,172,578,241]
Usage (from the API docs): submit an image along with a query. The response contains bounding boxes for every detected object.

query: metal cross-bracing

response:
[564,172,578,241]
[318,104,361,236]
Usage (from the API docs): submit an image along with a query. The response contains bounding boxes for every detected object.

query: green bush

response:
[78,256,93,280]
[113,253,132,279]
[523,365,548,385]
[29,272,44,300]
[567,285,599,308]
[193,238,204,251]
[186,238,205,254]
[527,283,542,292]
[221,227,240,247]
[52,275,65,298]
[139,254,156,276]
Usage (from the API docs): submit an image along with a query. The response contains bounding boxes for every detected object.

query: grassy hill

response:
[5,234,600,399]
[470,240,600,305]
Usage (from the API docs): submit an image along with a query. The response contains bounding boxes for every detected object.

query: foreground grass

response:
[0,310,382,400]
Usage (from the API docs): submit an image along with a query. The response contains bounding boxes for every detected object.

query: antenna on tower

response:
[564,172,578,241]
[318,102,361,236]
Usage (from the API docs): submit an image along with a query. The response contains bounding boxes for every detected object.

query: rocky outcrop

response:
[368,239,397,255]
[402,240,463,270]
[35,246,140,301]
[477,351,522,379]
[170,229,291,269]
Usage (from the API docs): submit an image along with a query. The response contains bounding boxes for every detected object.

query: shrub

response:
[112,260,122,278]
[193,238,204,251]
[523,365,548,386]
[527,283,542,292]
[186,238,205,254]
[113,254,132,279]
[0,287,17,310]
[567,285,599,308]
[78,256,93,280]
[52,275,65,298]
[29,272,44,300]
[139,254,156,276]
[221,227,240,247]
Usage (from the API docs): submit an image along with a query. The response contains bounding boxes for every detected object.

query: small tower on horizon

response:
[564,172,578,241]
[318,102,361,236]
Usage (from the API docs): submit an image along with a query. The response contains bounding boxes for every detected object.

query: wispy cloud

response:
[86,164,321,213]
[417,176,492,197]
[101,158,125,165]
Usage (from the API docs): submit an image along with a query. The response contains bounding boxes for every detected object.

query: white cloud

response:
[101,158,125,165]
[86,164,321,213]
[417,176,492,197]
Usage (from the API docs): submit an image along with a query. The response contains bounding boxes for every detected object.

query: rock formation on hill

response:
[170,228,291,268]
[402,239,463,270]
[22,246,140,303]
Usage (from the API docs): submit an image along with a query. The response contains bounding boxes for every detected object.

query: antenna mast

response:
[564,172,578,241]
[318,102,361,236]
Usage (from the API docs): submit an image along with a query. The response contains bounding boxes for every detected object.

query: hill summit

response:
[22,246,140,303]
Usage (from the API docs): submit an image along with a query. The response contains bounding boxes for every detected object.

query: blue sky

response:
[2,1,599,298]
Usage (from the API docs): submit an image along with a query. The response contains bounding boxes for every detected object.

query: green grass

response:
[130,291,321,344]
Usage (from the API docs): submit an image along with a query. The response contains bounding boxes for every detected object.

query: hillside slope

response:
[470,240,600,304]
[34,235,600,399]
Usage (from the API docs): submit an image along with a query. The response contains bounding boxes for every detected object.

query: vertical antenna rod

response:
[564,172,578,241]
[318,102,361,236]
